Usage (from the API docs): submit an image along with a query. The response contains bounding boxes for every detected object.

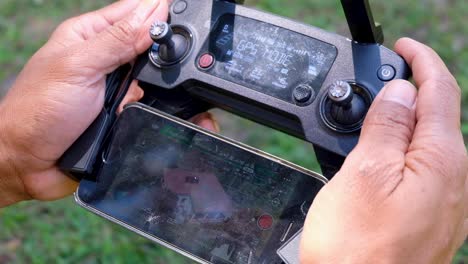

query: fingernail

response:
[211,115,221,133]
[197,113,220,133]
[382,80,417,109]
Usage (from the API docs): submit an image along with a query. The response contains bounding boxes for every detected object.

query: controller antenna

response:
[340,0,384,44]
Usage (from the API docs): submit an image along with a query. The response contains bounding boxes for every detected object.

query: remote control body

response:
[134,0,410,158]
[60,0,411,179]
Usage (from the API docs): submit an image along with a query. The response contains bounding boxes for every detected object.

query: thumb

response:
[78,0,169,74]
[330,80,418,201]
[357,79,417,155]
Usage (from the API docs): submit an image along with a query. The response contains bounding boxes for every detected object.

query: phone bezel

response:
[75,102,328,264]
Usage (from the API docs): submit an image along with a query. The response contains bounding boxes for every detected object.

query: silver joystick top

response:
[148,21,190,64]
[328,80,353,106]
[150,21,173,44]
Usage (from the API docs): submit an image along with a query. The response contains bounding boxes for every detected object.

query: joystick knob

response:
[149,21,189,64]
[327,80,368,126]
[328,81,353,106]
[150,21,173,44]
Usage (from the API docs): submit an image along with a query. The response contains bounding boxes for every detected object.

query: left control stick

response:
[149,21,189,64]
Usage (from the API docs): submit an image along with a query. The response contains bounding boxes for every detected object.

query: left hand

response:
[0,0,218,206]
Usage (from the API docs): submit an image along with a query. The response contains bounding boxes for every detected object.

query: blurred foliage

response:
[0,0,466,263]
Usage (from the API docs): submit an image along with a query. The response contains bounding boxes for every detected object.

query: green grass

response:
[0,0,467,263]
[0,199,191,264]
[0,0,117,82]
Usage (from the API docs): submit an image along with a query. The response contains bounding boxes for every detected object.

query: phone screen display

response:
[77,104,326,264]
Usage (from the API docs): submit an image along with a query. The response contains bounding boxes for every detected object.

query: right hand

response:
[301,38,467,263]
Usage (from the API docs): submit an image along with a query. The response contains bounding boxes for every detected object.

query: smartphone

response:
[75,103,327,264]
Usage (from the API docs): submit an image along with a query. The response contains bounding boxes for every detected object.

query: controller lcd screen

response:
[200,14,337,104]
[77,105,325,264]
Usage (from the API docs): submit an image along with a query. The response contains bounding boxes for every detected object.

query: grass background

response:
[0,0,466,263]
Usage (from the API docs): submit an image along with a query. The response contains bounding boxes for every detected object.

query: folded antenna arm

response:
[340,0,384,44]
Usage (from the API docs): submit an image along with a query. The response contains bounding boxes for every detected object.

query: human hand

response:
[0,0,218,207]
[301,38,467,263]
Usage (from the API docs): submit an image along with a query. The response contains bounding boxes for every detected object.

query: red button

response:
[257,214,273,230]
[199,53,214,69]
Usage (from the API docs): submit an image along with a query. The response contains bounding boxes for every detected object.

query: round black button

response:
[173,0,188,14]
[293,84,315,104]
[377,65,396,81]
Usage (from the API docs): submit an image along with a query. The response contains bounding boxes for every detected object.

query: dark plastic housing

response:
[60,0,411,181]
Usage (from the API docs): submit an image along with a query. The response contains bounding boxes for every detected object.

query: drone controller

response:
[60,1,411,263]
[60,0,410,180]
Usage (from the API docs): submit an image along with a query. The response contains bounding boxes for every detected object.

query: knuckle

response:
[422,42,438,56]
[355,153,401,179]
[421,43,446,65]
[56,18,75,32]
[109,19,138,45]
[371,109,409,128]
[347,150,404,198]
[355,157,382,178]
[430,77,461,99]
[409,141,464,184]
[418,78,461,129]
[364,104,413,136]
[445,186,464,210]
[51,18,76,39]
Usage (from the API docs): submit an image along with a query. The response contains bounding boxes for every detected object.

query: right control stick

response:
[321,80,371,132]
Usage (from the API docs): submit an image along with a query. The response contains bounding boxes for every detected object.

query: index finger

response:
[395,38,461,136]
[51,0,141,44]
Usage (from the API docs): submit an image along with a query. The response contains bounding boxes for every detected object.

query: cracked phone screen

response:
[77,105,325,264]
